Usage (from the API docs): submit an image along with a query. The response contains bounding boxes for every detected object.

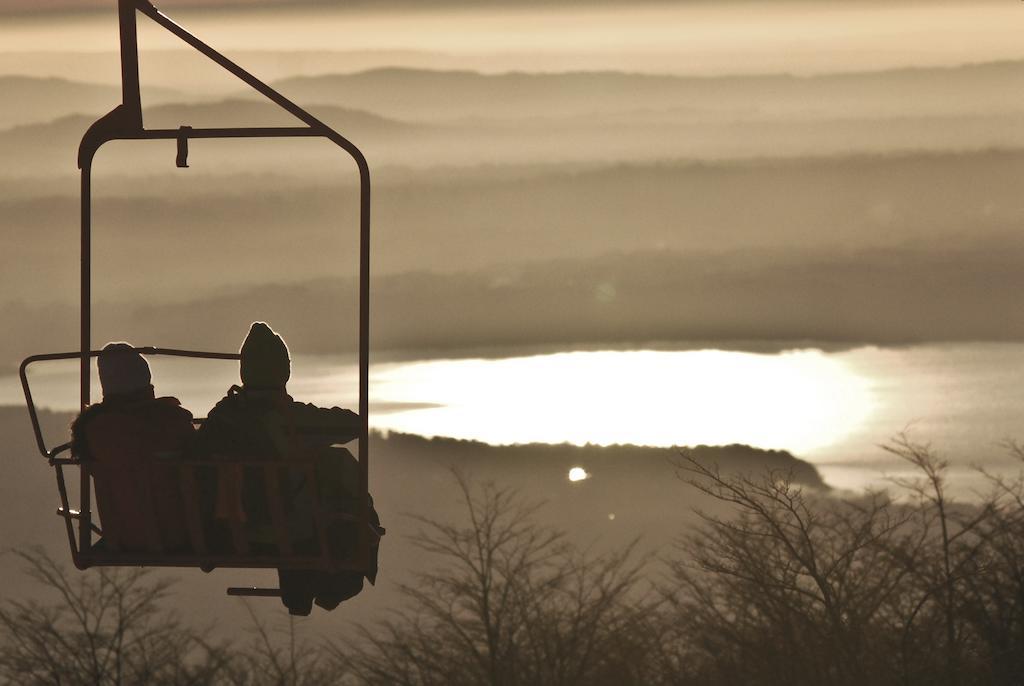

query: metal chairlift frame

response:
[19,0,373,589]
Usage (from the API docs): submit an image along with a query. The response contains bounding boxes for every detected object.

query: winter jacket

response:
[193,385,360,462]
[70,387,195,552]
[193,386,381,581]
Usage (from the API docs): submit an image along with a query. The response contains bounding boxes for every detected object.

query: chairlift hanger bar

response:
[79,0,374,160]
[58,0,372,570]
[84,0,366,150]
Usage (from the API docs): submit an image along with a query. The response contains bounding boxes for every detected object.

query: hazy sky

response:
[0,0,989,12]
[1,1,1022,76]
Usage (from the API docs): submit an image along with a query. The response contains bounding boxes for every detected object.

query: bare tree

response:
[7,444,1021,686]
[663,439,1024,686]
[337,472,658,686]
[882,435,1017,686]
[0,548,232,686]
[956,442,1024,686]
[667,453,917,686]
[222,601,348,686]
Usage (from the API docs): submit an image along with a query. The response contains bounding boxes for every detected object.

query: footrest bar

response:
[57,508,103,536]
[227,587,282,597]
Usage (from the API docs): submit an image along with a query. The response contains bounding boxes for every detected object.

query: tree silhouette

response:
[338,472,658,686]
[0,549,231,685]
[2,446,1022,686]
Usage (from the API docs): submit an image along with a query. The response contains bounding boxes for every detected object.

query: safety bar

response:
[20,347,240,461]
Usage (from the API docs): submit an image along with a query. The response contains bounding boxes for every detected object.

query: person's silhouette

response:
[194,322,381,615]
[71,343,194,552]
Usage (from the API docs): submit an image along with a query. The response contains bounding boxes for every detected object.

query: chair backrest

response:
[82,452,368,574]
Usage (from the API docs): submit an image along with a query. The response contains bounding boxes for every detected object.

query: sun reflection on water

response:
[368,349,875,454]
[568,467,590,482]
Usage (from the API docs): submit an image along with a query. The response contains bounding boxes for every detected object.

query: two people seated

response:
[70,322,382,616]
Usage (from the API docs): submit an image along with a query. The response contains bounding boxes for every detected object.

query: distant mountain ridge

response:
[0,75,180,129]
[8,56,1024,132]
[276,59,1024,86]
[267,62,1024,121]
[8,98,1024,178]
[8,235,1024,377]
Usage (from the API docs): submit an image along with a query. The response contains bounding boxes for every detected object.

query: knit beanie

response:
[239,322,291,389]
[97,342,152,398]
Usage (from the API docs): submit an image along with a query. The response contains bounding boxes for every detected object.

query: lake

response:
[7,343,1024,492]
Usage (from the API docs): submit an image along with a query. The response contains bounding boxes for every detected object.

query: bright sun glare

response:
[369,349,875,455]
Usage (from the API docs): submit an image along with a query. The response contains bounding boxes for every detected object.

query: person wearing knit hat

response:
[70,342,195,553]
[195,322,382,616]
[239,322,291,390]
[97,342,153,398]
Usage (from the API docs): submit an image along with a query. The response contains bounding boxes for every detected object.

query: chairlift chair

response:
[19,0,375,598]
